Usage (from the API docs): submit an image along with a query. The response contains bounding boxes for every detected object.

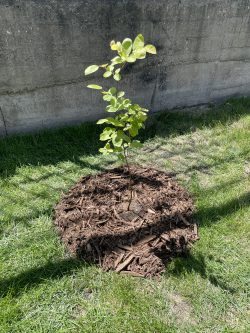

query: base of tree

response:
[54,166,199,277]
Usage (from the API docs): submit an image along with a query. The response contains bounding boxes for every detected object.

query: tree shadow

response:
[0,257,87,298]
[167,190,250,294]
[139,97,250,143]
[0,212,195,298]
[1,168,197,297]
[0,121,105,179]
[0,97,250,179]
[168,253,237,294]
[197,191,250,227]
[0,184,248,298]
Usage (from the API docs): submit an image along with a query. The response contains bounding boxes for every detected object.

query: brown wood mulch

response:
[54,166,199,277]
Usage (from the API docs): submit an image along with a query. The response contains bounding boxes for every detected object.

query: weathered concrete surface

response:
[0,0,250,135]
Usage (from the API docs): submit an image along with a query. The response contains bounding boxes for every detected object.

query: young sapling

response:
[85,34,157,209]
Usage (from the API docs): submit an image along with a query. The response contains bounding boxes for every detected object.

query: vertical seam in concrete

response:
[0,107,8,136]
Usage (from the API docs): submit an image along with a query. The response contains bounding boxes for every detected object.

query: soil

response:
[54,166,199,277]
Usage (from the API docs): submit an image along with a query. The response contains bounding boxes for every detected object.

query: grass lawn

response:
[0,98,249,333]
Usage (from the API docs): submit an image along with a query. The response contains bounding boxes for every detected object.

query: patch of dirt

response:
[54,166,199,277]
[168,292,197,325]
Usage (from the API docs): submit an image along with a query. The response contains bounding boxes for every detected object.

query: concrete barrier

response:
[0,0,250,135]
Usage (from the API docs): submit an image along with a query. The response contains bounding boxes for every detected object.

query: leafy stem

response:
[84,34,157,210]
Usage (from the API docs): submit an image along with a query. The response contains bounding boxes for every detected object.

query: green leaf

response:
[114,73,121,81]
[99,63,109,68]
[96,119,108,124]
[100,127,115,141]
[127,55,136,63]
[111,56,123,65]
[103,71,112,78]
[117,103,125,111]
[110,41,121,51]
[133,34,144,50]
[145,44,157,54]
[134,48,146,59]
[137,112,147,122]
[99,147,107,154]
[109,87,117,95]
[123,99,132,108]
[110,40,118,50]
[129,124,139,137]
[131,140,143,148]
[105,117,124,127]
[117,91,125,98]
[106,105,118,113]
[99,143,113,154]
[110,96,117,107]
[107,65,114,72]
[120,113,129,123]
[122,38,133,55]
[132,103,141,111]
[118,130,131,143]
[128,109,135,115]
[113,147,123,153]
[103,94,113,101]
[87,84,102,90]
[112,132,123,147]
[84,65,99,75]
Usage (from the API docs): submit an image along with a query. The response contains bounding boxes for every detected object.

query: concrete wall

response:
[0,0,250,135]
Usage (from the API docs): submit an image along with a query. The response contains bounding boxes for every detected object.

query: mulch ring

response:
[54,166,199,277]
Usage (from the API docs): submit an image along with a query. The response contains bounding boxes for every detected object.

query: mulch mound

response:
[54,166,199,277]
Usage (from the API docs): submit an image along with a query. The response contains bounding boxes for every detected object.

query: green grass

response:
[0,98,250,333]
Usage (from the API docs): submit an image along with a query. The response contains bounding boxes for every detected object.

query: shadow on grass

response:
[167,190,250,293]
[167,253,237,294]
[0,192,248,298]
[0,212,195,298]
[0,258,87,298]
[0,254,237,299]
[0,122,105,179]
[0,97,250,179]
[197,191,250,227]
[139,97,250,142]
